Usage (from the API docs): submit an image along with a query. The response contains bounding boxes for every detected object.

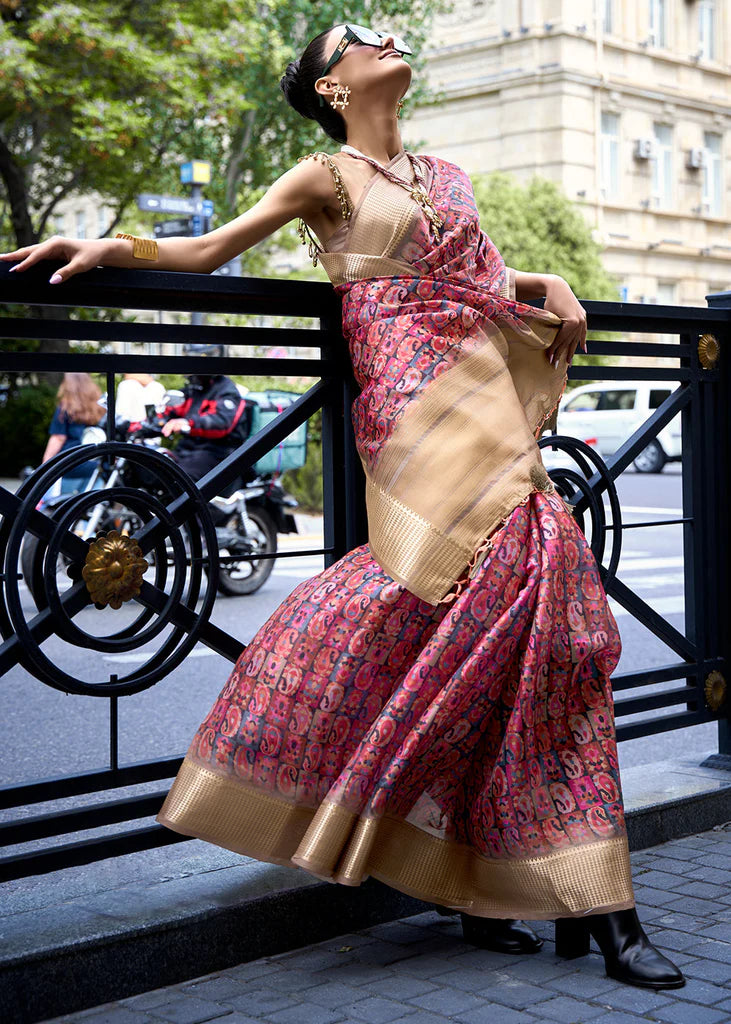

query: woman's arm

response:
[42,435,66,462]
[513,270,588,367]
[513,271,556,301]
[0,159,335,283]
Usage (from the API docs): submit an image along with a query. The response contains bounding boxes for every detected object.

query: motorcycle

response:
[21,406,299,600]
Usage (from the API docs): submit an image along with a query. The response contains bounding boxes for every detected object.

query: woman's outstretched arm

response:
[0,159,335,284]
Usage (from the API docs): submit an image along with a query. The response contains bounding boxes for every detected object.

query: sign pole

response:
[180,161,212,330]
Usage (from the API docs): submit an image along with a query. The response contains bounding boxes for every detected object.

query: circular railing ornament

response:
[83,531,148,609]
[536,434,622,587]
[697,333,720,369]
[0,442,219,697]
[704,670,727,713]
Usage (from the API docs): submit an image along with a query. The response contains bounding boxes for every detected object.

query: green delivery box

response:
[245,390,309,476]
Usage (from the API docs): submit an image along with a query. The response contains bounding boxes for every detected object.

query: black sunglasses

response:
[319,24,412,107]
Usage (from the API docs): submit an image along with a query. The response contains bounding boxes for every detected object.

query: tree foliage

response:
[0,0,446,255]
[472,171,621,303]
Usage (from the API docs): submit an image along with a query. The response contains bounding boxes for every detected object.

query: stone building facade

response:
[409,0,731,306]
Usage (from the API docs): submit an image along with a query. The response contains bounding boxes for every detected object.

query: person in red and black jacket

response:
[161,373,252,483]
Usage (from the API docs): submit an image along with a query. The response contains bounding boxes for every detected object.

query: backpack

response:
[245,390,309,476]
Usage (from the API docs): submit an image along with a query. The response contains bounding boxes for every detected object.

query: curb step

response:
[2,756,730,1023]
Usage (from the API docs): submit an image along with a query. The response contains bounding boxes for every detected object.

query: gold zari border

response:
[156,758,635,921]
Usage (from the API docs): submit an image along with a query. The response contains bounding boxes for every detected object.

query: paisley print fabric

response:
[189,490,625,861]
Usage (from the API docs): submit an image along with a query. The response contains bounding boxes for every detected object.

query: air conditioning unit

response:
[634,138,655,160]
[687,147,706,169]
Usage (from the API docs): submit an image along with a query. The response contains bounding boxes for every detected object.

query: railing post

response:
[703,290,731,766]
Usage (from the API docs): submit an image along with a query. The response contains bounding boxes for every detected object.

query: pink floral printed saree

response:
[157,151,635,919]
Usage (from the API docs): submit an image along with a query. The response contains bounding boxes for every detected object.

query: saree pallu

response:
[156,150,635,917]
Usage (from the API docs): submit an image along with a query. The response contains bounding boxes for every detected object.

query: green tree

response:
[471,171,621,304]
[0,0,446,254]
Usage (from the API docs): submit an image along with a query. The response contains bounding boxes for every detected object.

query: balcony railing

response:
[0,262,728,880]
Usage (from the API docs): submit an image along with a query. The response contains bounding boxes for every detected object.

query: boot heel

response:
[555,917,590,959]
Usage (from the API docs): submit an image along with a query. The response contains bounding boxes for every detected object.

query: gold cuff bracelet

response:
[115,232,159,261]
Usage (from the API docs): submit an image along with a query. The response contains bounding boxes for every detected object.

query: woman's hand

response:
[543,276,588,367]
[0,236,111,284]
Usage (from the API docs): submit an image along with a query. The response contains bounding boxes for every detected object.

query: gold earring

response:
[330,84,351,111]
[396,99,404,118]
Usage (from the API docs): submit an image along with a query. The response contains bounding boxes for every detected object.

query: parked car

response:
[548,380,681,473]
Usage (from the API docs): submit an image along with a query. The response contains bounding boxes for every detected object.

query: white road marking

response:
[618,556,685,572]
[102,647,217,663]
[609,506,683,516]
[608,596,684,618]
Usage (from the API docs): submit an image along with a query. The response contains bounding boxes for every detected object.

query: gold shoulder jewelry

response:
[115,232,159,261]
[296,152,355,267]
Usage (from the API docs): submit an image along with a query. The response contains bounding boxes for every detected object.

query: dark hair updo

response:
[279,27,347,144]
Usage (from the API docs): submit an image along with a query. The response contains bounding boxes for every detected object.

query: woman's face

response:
[316,24,411,109]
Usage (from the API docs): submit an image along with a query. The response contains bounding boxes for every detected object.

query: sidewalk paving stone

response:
[35,824,731,1024]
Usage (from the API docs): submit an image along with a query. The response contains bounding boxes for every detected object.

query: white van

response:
[548,380,682,473]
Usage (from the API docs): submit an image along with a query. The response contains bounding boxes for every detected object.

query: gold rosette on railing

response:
[82,531,148,609]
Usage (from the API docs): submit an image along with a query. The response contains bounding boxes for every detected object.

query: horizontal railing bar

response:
[613,685,698,718]
[579,340,692,357]
[214,548,332,564]
[0,353,337,376]
[2,264,729,325]
[0,823,185,883]
[611,662,699,692]
[0,263,341,318]
[616,709,707,742]
[0,791,168,844]
[0,756,184,809]
[0,317,334,346]
[568,367,695,382]
[605,518,692,530]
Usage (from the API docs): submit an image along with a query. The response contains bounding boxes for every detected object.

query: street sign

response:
[137,193,213,216]
[153,218,192,238]
[181,160,211,185]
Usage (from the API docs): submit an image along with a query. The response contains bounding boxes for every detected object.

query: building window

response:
[97,205,109,237]
[649,0,667,47]
[75,210,86,240]
[698,0,715,60]
[652,123,673,208]
[603,0,613,33]
[52,214,66,235]
[656,281,676,306]
[601,112,620,199]
[703,132,722,216]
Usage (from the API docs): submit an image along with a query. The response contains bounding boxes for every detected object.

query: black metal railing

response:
[0,262,728,881]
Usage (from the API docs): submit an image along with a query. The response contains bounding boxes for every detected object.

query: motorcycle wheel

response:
[216,507,278,596]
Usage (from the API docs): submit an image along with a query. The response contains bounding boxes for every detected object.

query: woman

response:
[0,23,684,991]
[41,372,104,494]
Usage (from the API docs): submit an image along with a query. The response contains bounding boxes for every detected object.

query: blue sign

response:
[202,199,214,217]
[619,285,629,302]
[191,214,203,236]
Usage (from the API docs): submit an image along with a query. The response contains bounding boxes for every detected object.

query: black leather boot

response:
[460,912,544,954]
[555,908,685,989]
